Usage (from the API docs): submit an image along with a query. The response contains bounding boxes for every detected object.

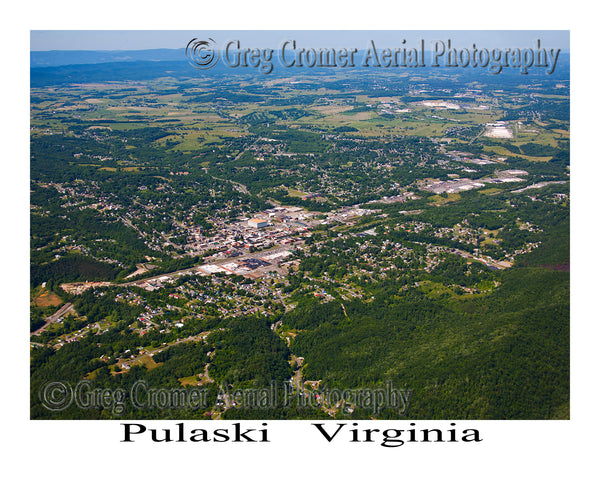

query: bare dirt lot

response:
[34,290,63,307]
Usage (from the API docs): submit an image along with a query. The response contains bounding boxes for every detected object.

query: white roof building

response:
[248,218,268,229]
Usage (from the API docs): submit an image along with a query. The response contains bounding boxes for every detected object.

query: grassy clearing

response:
[428,193,461,205]
[401,123,448,137]
[313,105,355,115]
[418,280,458,299]
[178,375,200,386]
[481,145,553,162]
[165,125,246,151]
[514,129,561,147]
[335,111,373,121]
[33,289,63,307]
[131,355,161,370]
[481,238,500,247]
[287,187,308,197]
[480,188,503,195]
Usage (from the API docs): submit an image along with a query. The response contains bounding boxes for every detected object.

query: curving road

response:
[31,302,74,337]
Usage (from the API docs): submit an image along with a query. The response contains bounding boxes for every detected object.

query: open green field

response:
[178,375,200,386]
[129,355,161,370]
[481,145,554,162]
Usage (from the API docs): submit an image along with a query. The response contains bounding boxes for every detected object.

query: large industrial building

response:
[248,218,268,229]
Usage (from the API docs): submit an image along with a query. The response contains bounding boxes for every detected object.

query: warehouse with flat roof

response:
[248,218,268,229]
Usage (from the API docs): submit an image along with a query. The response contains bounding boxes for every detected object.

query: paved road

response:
[211,175,249,195]
[31,302,74,336]
[120,245,294,287]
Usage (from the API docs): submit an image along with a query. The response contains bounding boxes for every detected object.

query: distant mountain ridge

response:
[30,49,185,68]
[30,48,570,88]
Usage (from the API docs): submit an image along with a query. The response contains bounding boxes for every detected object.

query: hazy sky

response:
[31,30,569,51]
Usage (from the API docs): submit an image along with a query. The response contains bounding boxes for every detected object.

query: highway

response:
[31,302,74,336]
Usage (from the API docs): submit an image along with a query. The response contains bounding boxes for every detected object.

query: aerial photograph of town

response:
[29,30,570,421]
